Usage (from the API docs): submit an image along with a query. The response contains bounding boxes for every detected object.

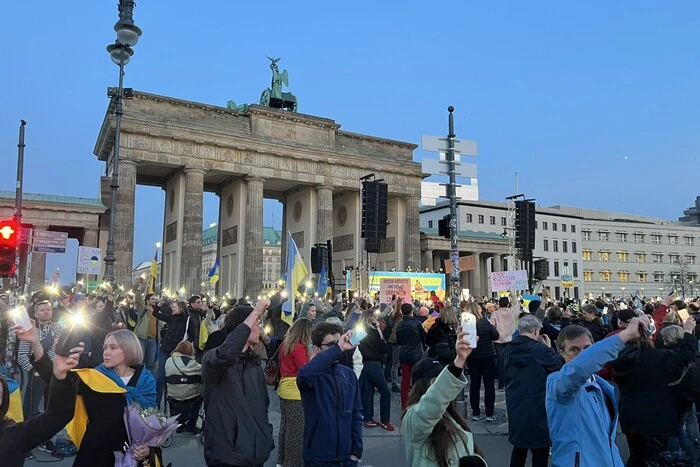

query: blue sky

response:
[2,1,699,283]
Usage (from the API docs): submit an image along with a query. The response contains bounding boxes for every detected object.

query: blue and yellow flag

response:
[281,232,308,326]
[208,257,220,285]
[148,245,159,294]
[318,264,329,297]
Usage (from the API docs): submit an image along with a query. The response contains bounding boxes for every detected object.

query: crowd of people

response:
[0,282,698,467]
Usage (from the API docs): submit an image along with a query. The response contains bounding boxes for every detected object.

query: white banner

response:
[489,270,528,292]
[77,246,102,275]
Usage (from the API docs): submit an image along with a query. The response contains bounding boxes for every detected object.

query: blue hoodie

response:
[297,345,363,462]
[545,335,626,467]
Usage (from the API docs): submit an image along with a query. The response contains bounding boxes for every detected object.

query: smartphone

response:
[56,314,86,357]
[350,326,368,346]
[461,312,477,348]
[11,306,32,332]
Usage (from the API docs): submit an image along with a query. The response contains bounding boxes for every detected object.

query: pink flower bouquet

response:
[114,404,180,467]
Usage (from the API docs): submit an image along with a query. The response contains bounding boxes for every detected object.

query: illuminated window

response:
[583,270,593,282]
[635,253,646,263]
[618,271,629,282]
[599,251,610,262]
[617,251,629,262]
[582,249,592,261]
[599,271,611,282]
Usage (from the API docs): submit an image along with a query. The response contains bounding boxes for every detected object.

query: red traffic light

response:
[0,219,18,276]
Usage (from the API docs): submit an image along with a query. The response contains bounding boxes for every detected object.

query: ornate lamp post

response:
[103,1,141,285]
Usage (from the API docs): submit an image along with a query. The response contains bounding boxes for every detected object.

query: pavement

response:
[27,384,630,467]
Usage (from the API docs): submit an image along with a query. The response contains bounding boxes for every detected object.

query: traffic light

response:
[0,219,18,276]
[438,214,451,239]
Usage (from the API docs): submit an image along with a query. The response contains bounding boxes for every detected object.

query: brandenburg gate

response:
[94,91,423,296]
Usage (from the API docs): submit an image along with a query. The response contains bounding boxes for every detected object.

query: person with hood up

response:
[202,299,274,467]
[503,315,562,467]
[1,326,83,467]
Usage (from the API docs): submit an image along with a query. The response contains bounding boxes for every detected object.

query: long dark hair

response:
[403,378,483,466]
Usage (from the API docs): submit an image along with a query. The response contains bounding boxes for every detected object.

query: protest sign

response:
[379,278,412,304]
[489,270,528,292]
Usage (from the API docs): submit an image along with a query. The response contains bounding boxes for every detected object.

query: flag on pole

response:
[208,257,220,284]
[148,246,159,294]
[281,232,308,326]
[318,264,329,297]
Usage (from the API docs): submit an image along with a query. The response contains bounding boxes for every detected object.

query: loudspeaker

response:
[534,259,549,281]
[515,200,536,251]
[311,244,328,273]
[361,181,388,240]
[364,238,381,254]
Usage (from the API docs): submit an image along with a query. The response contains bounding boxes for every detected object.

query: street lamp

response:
[103,1,142,285]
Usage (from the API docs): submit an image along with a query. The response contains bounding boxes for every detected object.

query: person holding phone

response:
[396,303,427,409]
[297,323,363,466]
[358,308,394,431]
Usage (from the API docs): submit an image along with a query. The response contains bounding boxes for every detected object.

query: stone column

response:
[316,185,334,244]
[422,249,433,271]
[244,177,265,298]
[404,196,421,271]
[180,168,205,295]
[115,159,137,287]
[469,252,482,297]
[29,226,47,292]
[280,199,287,272]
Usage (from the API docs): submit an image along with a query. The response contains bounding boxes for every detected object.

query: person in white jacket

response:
[490,292,520,390]
[165,340,202,434]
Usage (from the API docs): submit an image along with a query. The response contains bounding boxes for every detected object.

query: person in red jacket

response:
[652,293,676,341]
[597,308,637,382]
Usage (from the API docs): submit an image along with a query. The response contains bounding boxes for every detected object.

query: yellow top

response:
[276,376,301,400]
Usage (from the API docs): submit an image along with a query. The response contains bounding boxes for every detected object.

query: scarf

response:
[95,364,157,409]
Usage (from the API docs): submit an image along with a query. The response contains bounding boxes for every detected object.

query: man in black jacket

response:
[504,315,562,467]
[396,303,426,409]
[202,299,273,467]
[187,295,205,357]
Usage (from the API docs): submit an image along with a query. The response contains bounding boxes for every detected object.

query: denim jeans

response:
[667,409,697,460]
[494,343,507,390]
[390,344,400,385]
[156,349,170,407]
[22,373,47,419]
[140,337,157,373]
[468,356,497,417]
[360,361,391,424]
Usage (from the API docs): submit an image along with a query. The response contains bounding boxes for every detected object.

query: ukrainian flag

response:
[148,245,159,294]
[208,257,220,285]
[318,264,329,297]
[281,232,308,326]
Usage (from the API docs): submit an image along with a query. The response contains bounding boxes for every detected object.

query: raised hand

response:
[53,342,84,380]
[454,331,475,368]
[539,334,551,347]
[338,330,356,352]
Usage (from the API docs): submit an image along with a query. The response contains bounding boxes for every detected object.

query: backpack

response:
[668,362,700,403]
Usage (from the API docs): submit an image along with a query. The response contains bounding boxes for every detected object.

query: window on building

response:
[616,232,628,242]
[653,272,665,283]
[478,215,484,224]
[635,253,646,263]
[600,271,611,282]
[552,223,558,231]
[264,240,270,245]
[653,253,663,263]
[685,236,694,246]
[535,221,538,229]
[571,225,577,233]
[543,239,549,252]
[543,221,548,230]
[651,234,662,244]
[489,216,496,225]
[554,261,560,276]
[582,249,592,261]
[428,220,433,228]
[582,230,591,241]
[562,224,567,232]
[688,273,698,283]
[555,286,561,299]
[574,286,580,298]
[618,271,629,282]
[572,262,579,277]
[466,214,473,223]
[583,270,593,282]
[634,233,645,243]
[636,272,648,283]
[501,217,507,226]
[617,251,629,262]
[669,254,680,264]
[669,235,678,245]
[572,241,578,254]
[686,254,697,265]
[599,250,610,261]
[563,241,568,253]
[599,231,609,241]
[553,240,559,252]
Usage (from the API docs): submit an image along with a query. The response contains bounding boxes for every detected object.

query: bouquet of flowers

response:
[114,404,180,467]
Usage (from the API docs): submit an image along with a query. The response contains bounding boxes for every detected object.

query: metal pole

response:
[104,55,125,284]
[447,106,461,304]
[14,120,26,227]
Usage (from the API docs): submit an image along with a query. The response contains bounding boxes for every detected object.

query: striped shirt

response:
[17,321,62,372]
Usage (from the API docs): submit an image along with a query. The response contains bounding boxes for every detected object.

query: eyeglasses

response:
[320,341,339,349]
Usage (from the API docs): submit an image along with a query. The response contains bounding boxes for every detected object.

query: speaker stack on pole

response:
[361,179,388,254]
[515,199,537,289]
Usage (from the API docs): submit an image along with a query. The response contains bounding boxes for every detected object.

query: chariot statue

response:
[227,56,298,113]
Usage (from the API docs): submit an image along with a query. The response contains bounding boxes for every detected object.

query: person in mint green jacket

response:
[402,330,487,467]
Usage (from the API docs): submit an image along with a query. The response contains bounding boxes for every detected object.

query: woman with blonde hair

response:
[165,340,202,434]
[276,318,313,467]
[464,301,499,422]
[425,306,459,365]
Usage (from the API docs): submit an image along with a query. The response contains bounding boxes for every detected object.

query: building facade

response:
[262,227,282,290]
[549,206,700,299]
[680,196,700,226]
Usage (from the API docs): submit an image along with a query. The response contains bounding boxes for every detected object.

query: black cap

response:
[411,359,444,385]
[618,308,637,324]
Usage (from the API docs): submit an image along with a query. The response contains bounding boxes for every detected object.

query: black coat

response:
[396,316,426,364]
[581,318,607,342]
[358,326,387,363]
[504,336,562,448]
[155,309,193,354]
[612,333,696,436]
[0,374,78,467]
[468,317,499,361]
[425,319,457,365]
